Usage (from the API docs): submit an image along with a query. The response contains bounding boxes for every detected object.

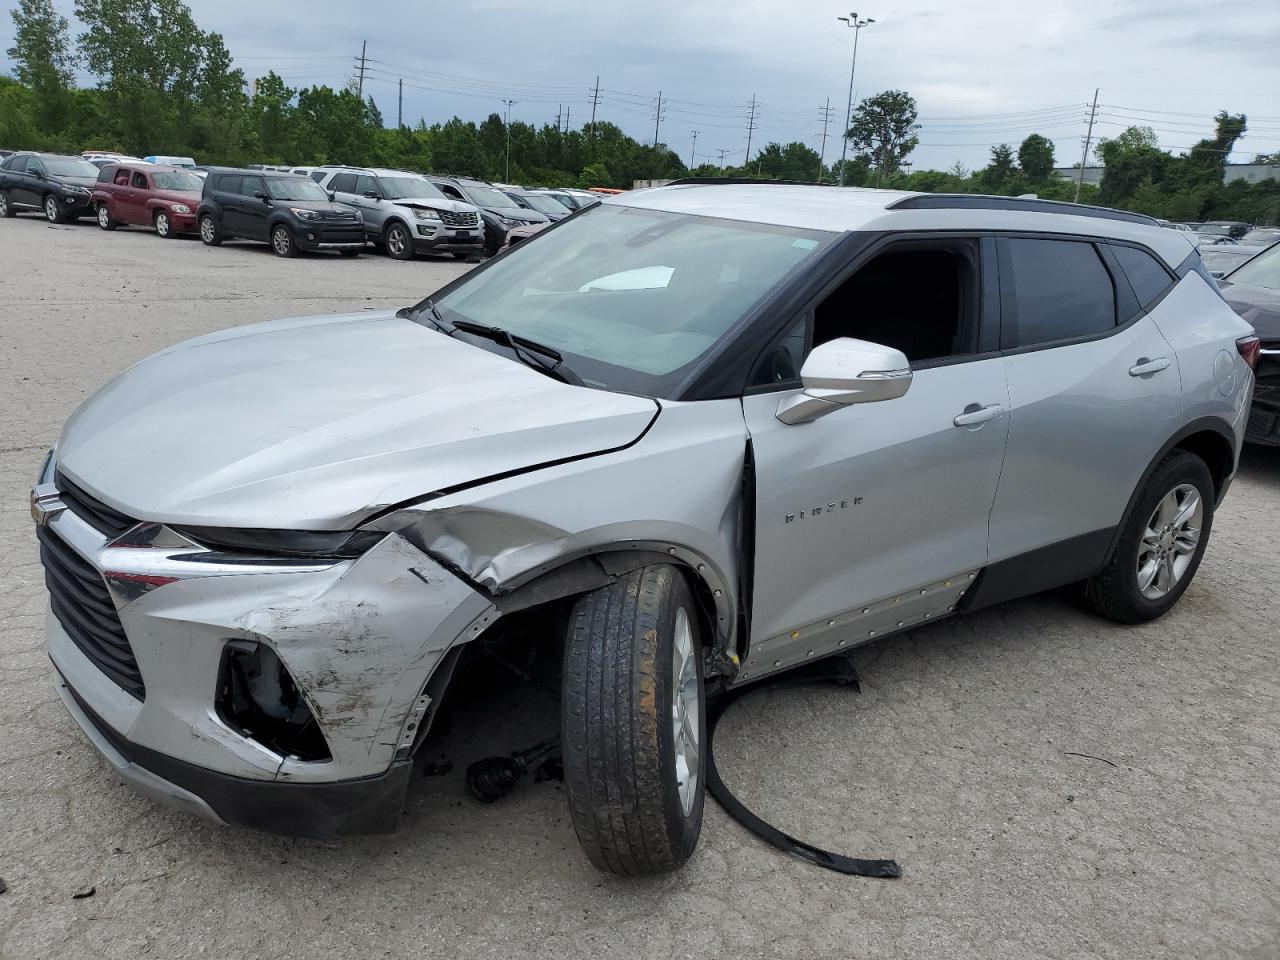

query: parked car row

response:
[0,150,607,260]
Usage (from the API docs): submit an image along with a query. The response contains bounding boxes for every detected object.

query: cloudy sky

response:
[4,0,1280,172]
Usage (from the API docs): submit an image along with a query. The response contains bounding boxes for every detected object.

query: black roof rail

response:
[886,193,1158,226]
[665,177,827,187]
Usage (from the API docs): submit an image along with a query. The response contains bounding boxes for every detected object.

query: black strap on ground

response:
[704,656,902,879]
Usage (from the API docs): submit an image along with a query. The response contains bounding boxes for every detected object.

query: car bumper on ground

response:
[35,468,497,835]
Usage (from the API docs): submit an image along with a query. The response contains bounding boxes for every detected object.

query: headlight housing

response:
[413,208,442,221]
[172,526,384,559]
[290,207,321,221]
[171,203,191,214]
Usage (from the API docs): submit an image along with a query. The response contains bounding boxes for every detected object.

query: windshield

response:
[265,177,329,201]
[430,204,835,396]
[1241,229,1280,245]
[45,157,100,178]
[520,194,569,215]
[463,184,520,209]
[151,171,203,191]
[1227,242,1280,290]
[380,176,445,200]
[1197,224,1232,236]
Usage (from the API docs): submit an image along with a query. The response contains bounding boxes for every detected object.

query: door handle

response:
[953,403,1005,428]
[1129,357,1170,377]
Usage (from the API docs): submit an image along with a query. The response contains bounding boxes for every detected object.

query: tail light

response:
[1237,336,1261,371]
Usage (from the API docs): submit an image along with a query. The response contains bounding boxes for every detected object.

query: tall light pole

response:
[501,98,518,182]
[836,12,874,186]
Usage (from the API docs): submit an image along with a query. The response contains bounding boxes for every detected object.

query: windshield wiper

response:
[450,319,584,386]
[397,298,454,335]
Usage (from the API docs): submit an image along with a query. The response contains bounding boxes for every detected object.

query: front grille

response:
[37,524,145,700]
[56,471,137,538]
[440,210,478,227]
[320,210,359,222]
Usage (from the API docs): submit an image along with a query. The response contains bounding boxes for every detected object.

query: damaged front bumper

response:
[35,468,495,836]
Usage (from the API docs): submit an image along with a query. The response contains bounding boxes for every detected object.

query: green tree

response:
[1097,127,1171,207]
[1018,133,1055,184]
[847,90,920,177]
[980,143,1017,190]
[752,141,822,181]
[6,0,76,132]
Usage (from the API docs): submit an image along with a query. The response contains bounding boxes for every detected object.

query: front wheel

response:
[44,194,67,223]
[96,204,117,230]
[153,209,173,238]
[199,214,222,246]
[384,222,413,260]
[270,223,297,258]
[1084,450,1215,623]
[562,565,706,875]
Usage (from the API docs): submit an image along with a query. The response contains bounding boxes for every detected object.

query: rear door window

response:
[215,174,242,194]
[1001,238,1117,349]
[329,173,357,193]
[1111,244,1175,310]
[114,169,131,186]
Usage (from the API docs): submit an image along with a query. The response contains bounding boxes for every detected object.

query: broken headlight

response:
[173,526,383,559]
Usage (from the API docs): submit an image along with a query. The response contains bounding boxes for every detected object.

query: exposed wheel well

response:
[1172,429,1233,501]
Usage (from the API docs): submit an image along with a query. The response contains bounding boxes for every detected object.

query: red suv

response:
[92,163,204,238]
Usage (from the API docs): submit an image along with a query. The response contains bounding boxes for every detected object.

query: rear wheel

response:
[44,194,67,223]
[270,223,297,258]
[0,191,14,218]
[384,221,413,260]
[1084,450,1214,623]
[153,209,173,238]
[199,214,222,246]
[562,565,706,875]
[96,204,117,230]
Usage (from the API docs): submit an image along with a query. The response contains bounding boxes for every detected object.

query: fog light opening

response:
[216,640,331,762]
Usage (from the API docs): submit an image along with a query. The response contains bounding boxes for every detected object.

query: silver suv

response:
[315,166,483,260]
[31,183,1257,874]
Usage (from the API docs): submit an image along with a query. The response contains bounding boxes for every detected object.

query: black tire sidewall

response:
[271,224,295,257]
[154,211,170,237]
[655,574,707,855]
[199,215,220,245]
[0,191,12,217]
[386,222,412,260]
[45,195,63,223]
[1112,454,1215,619]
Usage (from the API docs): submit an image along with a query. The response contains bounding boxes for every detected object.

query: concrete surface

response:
[1,215,1278,960]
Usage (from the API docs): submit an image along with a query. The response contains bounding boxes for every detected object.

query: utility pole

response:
[355,40,368,98]
[744,93,758,166]
[837,14,875,186]
[588,76,601,143]
[397,79,403,129]
[652,90,664,148]
[1075,88,1100,203]
[564,105,570,134]
[817,97,833,181]
[717,148,728,171]
[690,130,699,169]
[502,98,517,182]
[556,104,562,131]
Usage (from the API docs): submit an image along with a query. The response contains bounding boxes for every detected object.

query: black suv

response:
[0,151,100,222]
[197,168,366,257]
[428,175,548,257]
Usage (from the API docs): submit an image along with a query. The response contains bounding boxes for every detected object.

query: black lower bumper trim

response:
[62,675,410,837]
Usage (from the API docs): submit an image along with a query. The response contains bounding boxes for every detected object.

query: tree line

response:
[4,0,1276,223]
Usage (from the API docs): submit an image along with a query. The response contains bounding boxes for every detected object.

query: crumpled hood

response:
[57,311,658,530]
[393,196,476,215]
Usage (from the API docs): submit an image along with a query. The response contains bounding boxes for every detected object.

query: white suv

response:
[32,182,1257,874]
[316,166,483,260]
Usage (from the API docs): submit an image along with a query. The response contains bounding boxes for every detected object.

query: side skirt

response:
[961,528,1116,612]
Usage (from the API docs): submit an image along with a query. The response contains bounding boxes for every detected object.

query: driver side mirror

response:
[775,337,912,425]
[362,190,381,200]
[327,190,336,202]
[253,190,269,201]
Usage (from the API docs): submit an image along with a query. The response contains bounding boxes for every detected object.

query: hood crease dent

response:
[57,311,659,530]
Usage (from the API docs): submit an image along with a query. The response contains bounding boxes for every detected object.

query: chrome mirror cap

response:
[776,337,912,425]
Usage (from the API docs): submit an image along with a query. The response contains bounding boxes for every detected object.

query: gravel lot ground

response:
[1,215,1278,960]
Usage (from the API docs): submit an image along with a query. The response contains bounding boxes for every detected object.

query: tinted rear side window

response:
[215,174,242,194]
[1111,244,1174,309]
[1002,238,1116,349]
[329,173,357,193]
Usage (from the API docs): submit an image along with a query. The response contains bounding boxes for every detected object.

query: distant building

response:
[1053,163,1279,187]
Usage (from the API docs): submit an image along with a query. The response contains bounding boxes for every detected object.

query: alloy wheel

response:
[0,193,9,216]
[155,212,170,237]
[387,226,406,257]
[200,216,215,243]
[272,226,291,256]
[1137,482,1202,600]
[45,197,58,221]
[670,607,701,817]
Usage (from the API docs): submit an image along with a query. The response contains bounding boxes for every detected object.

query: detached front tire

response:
[562,565,706,875]
[1084,450,1215,623]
